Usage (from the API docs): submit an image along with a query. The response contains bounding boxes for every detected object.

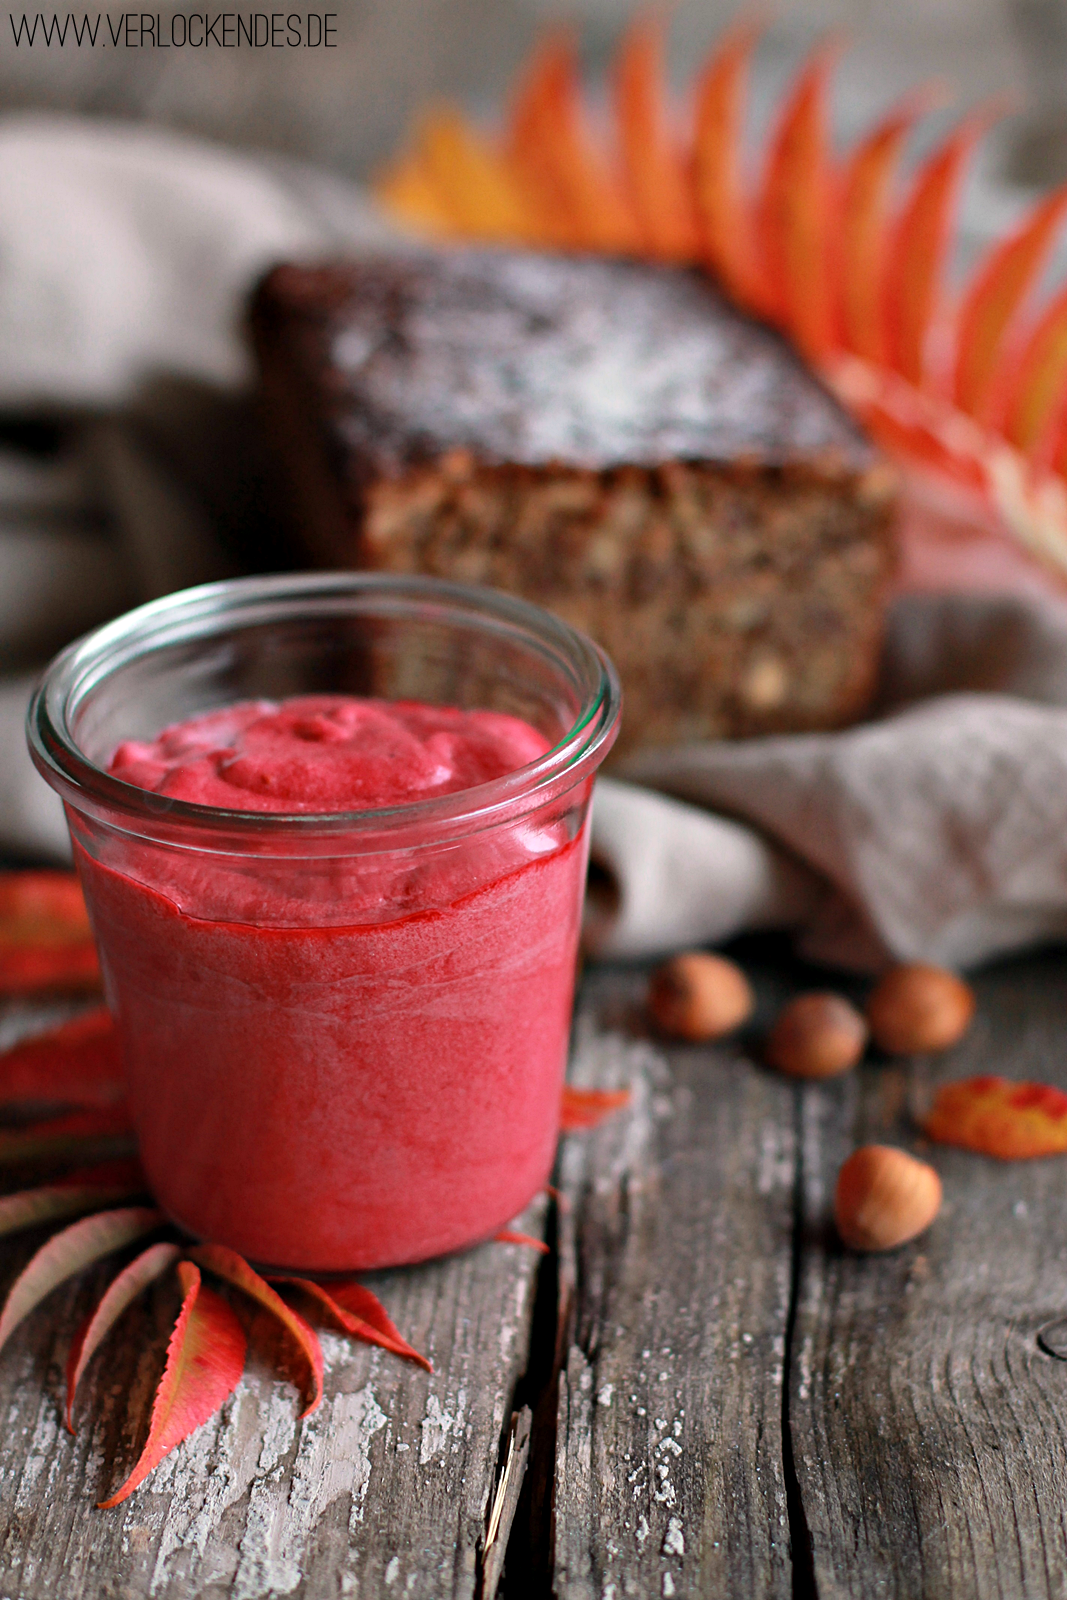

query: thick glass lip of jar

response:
[28,572,622,858]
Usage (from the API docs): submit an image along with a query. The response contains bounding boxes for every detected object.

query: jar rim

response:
[28,572,621,847]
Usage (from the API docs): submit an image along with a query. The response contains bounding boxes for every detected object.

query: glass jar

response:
[29,573,620,1270]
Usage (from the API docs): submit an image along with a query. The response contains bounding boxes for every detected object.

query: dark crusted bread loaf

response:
[251,249,897,753]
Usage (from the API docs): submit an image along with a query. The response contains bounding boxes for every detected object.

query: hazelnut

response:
[866,963,975,1055]
[648,952,754,1041]
[765,993,867,1080]
[834,1145,942,1251]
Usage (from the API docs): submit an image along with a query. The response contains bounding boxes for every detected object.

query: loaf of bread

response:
[251,249,897,753]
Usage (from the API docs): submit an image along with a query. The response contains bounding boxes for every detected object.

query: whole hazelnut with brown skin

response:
[765,993,867,1080]
[834,1145,942,1251]
[866,963,975,1055]
[648,952,754,1041]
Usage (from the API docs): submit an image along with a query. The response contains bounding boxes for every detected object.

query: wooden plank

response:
[791,950,1067,1599]
[552,961,798,1600]
[0,999,545,1600]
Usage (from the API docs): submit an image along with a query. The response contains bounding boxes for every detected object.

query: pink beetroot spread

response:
[109,695,549,812]
[82,695,586,1271]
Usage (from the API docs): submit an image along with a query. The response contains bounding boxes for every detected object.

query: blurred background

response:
[0,0,1063,183]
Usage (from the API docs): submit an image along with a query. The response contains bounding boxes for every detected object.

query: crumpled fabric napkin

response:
[590,590,1067,972]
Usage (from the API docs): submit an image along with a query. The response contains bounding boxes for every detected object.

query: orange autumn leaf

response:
[189,1242,323,1416]
[882,109,997,387]
[923,1075,1067,1159]
[408,107,536,242]
[272,1276,432,1371]
[838,90,936,364]
[0,872,100,995]
[757,40,841,360]
[374,150,459,237]
[692,20,768,311]
[0,1007,124,1110]
[560,1084,631,1132]
[98,1261,246,1507]
[505,32,642,253]
[613,16,700,262]
[954,183,1067,423]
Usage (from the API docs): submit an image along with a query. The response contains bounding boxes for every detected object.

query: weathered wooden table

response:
[1,940,1066,1599]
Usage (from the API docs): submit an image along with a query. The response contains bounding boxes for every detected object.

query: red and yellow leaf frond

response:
[954,184,1067,422]
[613,17,700,262]
[756,41,841,361]
[98,1262,246,1507]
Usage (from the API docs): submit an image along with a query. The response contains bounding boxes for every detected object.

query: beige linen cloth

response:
[5,116,1067,975]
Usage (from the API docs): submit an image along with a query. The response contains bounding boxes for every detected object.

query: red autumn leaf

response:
[0,1007,125,1111]
[757,40,841,360]
[954,184,1067,422]
[0,1164,145,1240]
[838,90,938,363]
[271,1277,432,1372]
[493,1229,550,1255]
[613,17,701,262]
[0,872,100,996]
[189,1243,323,1416]
[923,1074,1067,1159]
[0,1107,135,1169]
[66,1242,182,1432]
[0,1205,162,1359]
[560,1084,631,1132]
[692,20,770,313]
[98,1261,246,1507]
[882,108,997,386]
[505,32,642,254]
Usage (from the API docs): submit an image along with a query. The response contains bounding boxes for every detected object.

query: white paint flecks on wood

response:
[553,965,796,1600]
